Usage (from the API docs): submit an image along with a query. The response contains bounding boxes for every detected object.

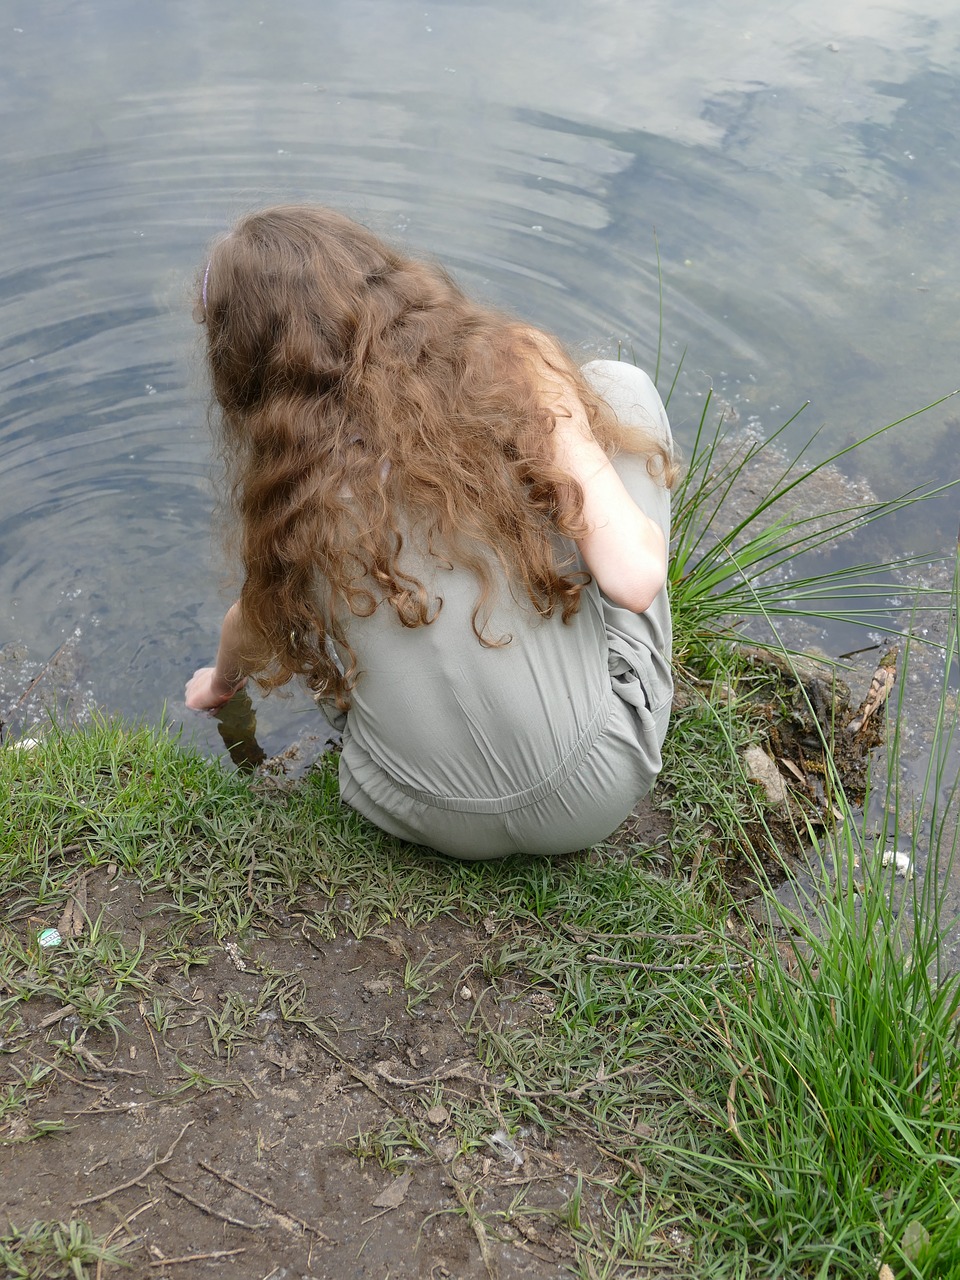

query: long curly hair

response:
[199,205,675,709]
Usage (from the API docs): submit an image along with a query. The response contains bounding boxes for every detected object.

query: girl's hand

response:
[185,666,246,711]
[186,602,260,711]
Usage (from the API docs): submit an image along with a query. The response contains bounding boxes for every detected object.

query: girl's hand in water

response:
[186,603,259,711]
[185,666,246,711]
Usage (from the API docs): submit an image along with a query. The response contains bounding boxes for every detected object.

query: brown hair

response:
[199,204,675,709]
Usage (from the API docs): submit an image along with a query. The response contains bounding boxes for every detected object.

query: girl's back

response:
[188,205,674,859]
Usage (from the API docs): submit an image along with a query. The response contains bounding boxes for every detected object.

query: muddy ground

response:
[0,819,668,1280]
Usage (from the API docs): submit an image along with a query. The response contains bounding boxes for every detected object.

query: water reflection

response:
[212,686,267,772]
[0,0,958,773]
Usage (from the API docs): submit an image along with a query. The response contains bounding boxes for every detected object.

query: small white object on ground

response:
[742,744,789,806]
[881,849,914,879]
[488,1129,524,1167]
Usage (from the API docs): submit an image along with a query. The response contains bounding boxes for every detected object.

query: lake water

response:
[1,0,958,850]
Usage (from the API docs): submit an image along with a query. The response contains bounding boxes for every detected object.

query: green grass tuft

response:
[668,388,960,667]
[0,1219,124,1280]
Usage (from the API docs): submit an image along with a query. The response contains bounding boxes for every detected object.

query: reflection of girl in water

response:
[186,205,677,860]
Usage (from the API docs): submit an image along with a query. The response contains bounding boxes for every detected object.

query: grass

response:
[668,384,960,668]
[0,1220,124,1280]
[2,392,960,1277]
[669,669,959,1272]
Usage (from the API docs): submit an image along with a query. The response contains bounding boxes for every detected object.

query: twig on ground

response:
[197,1159,331,1241]
[306,1017,413,1112]
[376,1057,651,1102]
[74,1121,194,1208]
[160,1175,265,1230]
[375,1060,488,1090]
[72,1040,148,1077]
[148,1248,247,1267]
[452,1182,498,1280]
[65,1101,163,1118]
[28,1050,110,1092]
[62,1085,122,1118]
[38,1003,76,1029]
[138,998,164,1067]
[96,1197,156,1280]
[506,1061,653,1101]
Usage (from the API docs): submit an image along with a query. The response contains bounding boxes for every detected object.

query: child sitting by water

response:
[185,205,676,859]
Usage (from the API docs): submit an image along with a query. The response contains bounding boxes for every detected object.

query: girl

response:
[186,205,676,860]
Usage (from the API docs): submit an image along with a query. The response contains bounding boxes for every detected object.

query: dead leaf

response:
[901,1219,930,1263]
[57,875,88,939]
[778,757,807,785]
[5,1114,30,1141]
[372,1171,412,1210]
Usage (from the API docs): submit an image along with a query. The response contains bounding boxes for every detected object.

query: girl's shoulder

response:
[515,327,588,426]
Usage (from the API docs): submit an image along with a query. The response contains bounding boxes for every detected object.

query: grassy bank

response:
[2,396,959,1279]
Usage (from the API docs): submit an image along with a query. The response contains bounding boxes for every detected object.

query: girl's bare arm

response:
[185,601,261,710]
[541,366,667,614]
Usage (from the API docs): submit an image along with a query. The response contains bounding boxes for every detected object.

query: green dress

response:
[323,361,673,860]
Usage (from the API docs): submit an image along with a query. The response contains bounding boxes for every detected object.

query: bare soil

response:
[0,827,667,1280]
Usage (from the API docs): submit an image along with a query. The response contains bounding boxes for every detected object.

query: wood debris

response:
[57,873,89,939]
[846,646,899,734]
